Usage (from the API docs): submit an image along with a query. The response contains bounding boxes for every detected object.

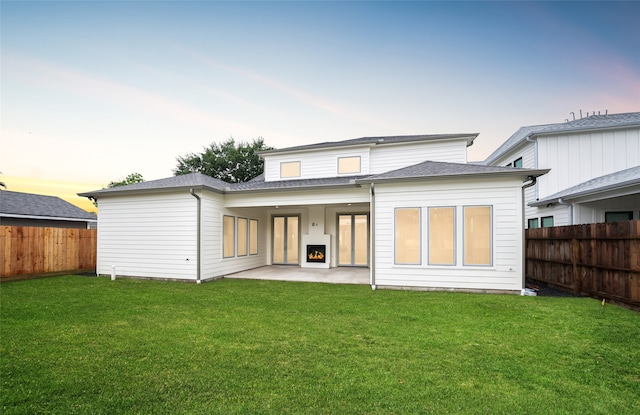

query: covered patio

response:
[224,265,370,285]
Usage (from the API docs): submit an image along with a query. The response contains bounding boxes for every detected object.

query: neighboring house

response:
[483,112,640,228]
[79,134,547,292]
[0,190,97,229]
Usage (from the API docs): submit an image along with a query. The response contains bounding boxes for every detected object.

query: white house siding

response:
[573,194,640,224]
[369,139,468,174]
[263,147,371,181]
[96,192,198,280]
[225,187,370,208]
[373,177,525,291]
[536,127,640,199]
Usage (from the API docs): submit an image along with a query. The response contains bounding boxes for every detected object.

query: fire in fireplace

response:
[306,245,326,263]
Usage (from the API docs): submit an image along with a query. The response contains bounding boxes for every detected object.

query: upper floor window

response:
[280,161,301,178]
[513,157,523,168]
[338,156,361,174]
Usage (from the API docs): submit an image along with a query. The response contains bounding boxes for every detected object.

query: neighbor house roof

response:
[357,160,549,184]
[259,133,478,155]
[529,166,640,207]
[484,112,640,165]
[0,190,96,222]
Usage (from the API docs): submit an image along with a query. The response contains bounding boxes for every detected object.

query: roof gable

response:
[0,190,96,220]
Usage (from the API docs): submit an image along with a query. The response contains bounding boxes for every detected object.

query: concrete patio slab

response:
[225,265,370,285]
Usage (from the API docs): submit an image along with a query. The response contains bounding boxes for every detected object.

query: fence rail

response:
[0,226,97,281]
[526,220,640,308]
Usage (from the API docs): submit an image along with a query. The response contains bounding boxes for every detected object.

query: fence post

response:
[572,238,581,296]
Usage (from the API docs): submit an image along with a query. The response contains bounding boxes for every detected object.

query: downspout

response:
[521,176,537,291]
[190,189,202,284]
[557,198,574,225]
[370,183,376,290]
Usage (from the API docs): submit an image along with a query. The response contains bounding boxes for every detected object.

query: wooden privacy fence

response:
[0,226,97,281]
[526,220,640,308]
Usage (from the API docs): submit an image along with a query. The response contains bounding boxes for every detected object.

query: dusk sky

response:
[1,1,639,211]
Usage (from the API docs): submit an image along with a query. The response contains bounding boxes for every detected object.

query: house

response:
[483,112,640,227]
[0,190,97,229]
[79,133,547,291]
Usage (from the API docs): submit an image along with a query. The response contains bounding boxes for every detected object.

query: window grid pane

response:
[338,156,361,174]
[249,219,258,255]
[280,161,301,178]
[463,206,491,266]
[237,218,248,256]
[395,208,420,264]
[429,207,455,265]
[223,216,235,258]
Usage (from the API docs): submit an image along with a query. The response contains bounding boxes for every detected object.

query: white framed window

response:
[280,161,301,178]
[249,219,259,255]
[394,208,421,265]
[338,156,361,174]
[223,215,235,258]
[463,206,492,266]
[237,217,248,257]
[428,207,456,265]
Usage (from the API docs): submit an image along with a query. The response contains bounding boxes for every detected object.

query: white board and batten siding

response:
[374,177,525,292]
[97,192,199,280]
[536,128,640,199]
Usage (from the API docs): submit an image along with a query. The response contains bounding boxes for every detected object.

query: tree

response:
[108,172,144,188]
[174,137,273,183]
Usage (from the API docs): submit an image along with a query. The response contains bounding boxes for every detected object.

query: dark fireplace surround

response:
[306,245,326,263]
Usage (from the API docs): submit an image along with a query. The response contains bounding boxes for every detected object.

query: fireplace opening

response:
[306,245,326,263]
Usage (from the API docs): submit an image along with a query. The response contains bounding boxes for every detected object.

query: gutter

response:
[190,189,202,284]
[370,183,376,290]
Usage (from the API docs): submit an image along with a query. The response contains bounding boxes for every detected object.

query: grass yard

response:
[1,276,639,415]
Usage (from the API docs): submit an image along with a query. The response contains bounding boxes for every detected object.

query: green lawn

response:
[1,276,639,415]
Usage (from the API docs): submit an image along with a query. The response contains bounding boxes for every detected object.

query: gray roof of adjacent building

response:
[530,166,640,207]
[0,190,97,221]
[259,133,478,155]
[483,112,640,165]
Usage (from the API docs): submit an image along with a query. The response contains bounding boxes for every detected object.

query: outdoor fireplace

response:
[306,245,326,263]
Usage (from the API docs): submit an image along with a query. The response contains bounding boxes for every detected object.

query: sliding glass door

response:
[272,216,299,264]
[338,214,368,266]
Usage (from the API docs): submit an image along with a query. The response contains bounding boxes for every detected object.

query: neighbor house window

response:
[513,157,523,168]
[428,207,455,265]
[605,211,633,223]
[395,208,421,264]
[237,218,248,256]
[249,219,259,255]
[528,218,539,229]
[280,161,301,178]
[338,156,361,174]
[541,216,554,228]
[463,206,492,266]
[223,215,235,258]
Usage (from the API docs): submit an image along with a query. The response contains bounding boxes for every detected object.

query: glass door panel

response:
[338,214,368,266]
[354,215,368,266]
[273,215,299,265]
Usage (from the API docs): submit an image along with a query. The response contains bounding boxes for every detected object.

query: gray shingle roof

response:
[0,190,96,220]
[530,166,640,206]
[78,173,230,197]
[484,112,640,165]
[357,160,548,183]
[259,134,478,155]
